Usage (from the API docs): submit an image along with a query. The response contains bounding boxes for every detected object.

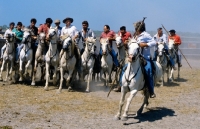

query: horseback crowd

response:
[0,17,182,98]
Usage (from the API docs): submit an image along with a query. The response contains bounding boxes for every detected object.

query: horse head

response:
[157,42,165,56]
[115,34,123,48]
[85,37,96,54]
[100,38,111,55]
[128,42,139,62]
[63,35,73,52]
[22,28,32,44]
[48,27,57,40]
[168,38,175,53]
[5,33,15,43]
[38,33,46,44]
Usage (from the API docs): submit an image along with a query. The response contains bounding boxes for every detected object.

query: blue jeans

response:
[99,47,119,67]
[119,60,154,94]
[16,43,24,61]
[153,49,175,67]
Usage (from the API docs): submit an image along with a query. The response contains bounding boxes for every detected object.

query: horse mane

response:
[86,37,96,44]
[100,38,108,44]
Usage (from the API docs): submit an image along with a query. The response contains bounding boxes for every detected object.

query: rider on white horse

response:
[113,26,132,92]
[1,22,15,61]
[168,29,182,67]
[153,27,176,70]
[119,21,157,98]
[54,19,62,53]
[60,17,80,77]
[13,22,24,63]
[99,25,119,68]
[38,18,53,59]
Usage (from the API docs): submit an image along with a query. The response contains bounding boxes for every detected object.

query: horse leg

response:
[0,60,5,81]
[115,87,127,120]
[121,89,138,121]
[5,63,9,81]
[24,60,31,77]
[86,68,92,92]
[53,65,57,85]
[57,67,64,93]
[169,67,174,82]
[31,60,37,86]
[137,88,150,116]
[178,66,180,79]
[44,63,50,91]
[67,69,75,91]
[19,60,23,82]
[100,70,106,86]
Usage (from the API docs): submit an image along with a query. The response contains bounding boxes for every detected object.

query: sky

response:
[0,0,200,33]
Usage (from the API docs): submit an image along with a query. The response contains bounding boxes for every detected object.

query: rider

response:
[168,29,182,67]
[153,27,176,70]
[27,18,38,55]
[13,22,24,63]
[1,22,15,60]
[99,25,119,67]
[117,21,157,98]
[54,19,62,52]
[78,21,96,54]
[60,17,81,77]
[113,26,132,92]
[118,26,132,49]
[38,18,53,57]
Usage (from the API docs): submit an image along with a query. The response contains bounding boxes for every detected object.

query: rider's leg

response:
[16,43,24,62]
[109,48,119,67]
[113,64,128,92]
[144,60,156,98]
[165,48,176,69]
[153,50,158,61]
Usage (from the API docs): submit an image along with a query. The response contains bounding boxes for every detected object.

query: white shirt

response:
[4,29,15,39]
[136,31,156,60]
[61,25,78,38]
[153,33,167,44]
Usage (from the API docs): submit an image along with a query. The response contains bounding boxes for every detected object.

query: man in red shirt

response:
[100,25,119,67]
[118,26,132,48]
[168,29,182,67]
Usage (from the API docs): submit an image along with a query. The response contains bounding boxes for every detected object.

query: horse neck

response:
[6,42,14,53]
[118,46,126,60]
[49,39,57,51]
[24,43,31,50]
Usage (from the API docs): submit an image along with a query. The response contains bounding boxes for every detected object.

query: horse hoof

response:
[0,77,3,81]
[19,78,23,82]
[85,90,90,93]
[56,89,61,94]
[44,87,49,91]
[114,115,120,121]
[31,82,35,86]
[121,116,128,121]
[8,81,12,85]
[68,87,73,92]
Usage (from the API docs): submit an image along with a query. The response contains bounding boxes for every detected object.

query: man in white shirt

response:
[153,28,176,70]
[1,22,15,59]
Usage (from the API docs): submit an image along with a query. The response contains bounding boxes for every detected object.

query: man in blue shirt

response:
[13,22,24,63]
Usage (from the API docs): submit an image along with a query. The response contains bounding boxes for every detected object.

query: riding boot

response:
[178,55,182,67]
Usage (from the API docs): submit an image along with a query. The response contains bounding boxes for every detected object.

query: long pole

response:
[161,24,192,69]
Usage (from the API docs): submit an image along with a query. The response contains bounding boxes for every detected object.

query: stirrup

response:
[150,93,156,98]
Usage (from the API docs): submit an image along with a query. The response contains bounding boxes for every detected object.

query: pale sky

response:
[0,0,199,32]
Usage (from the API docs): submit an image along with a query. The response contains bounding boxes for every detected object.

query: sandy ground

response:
[0,60,200,129]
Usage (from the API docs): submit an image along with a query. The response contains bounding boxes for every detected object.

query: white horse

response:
[81,37,96,92]
[0,33,15,82]
[115,34,128,84]
[157,42,170,85]
[168,39,180,80]
[115,42,163,121]
[19,28,33,81]
[100,38,113,87]
[58,35,76,93]
[44,28,59,90]
[31,32,46,85]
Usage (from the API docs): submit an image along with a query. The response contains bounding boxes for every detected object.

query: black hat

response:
[169,29,176,33]
[17,22,22,26]
[46,18,53,24]
[63,17,73,23]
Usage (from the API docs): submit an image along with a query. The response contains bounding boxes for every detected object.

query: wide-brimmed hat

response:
[63,17,73,23]
[54,19,60,24]
[169,29,176,33]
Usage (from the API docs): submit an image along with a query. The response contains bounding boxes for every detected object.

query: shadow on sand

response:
[123,107,176,125]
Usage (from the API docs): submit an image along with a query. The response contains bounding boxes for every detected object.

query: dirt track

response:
[0,66,200,129]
